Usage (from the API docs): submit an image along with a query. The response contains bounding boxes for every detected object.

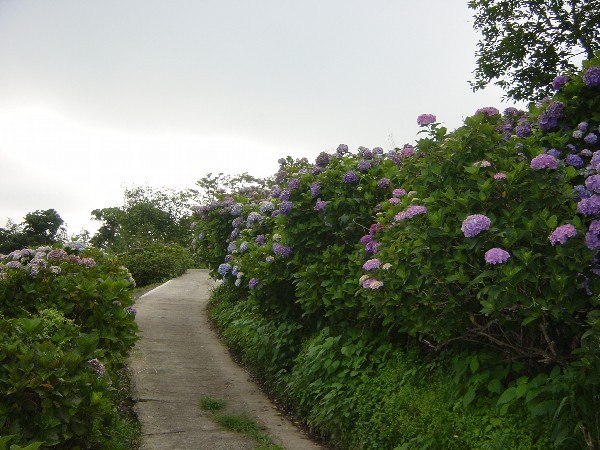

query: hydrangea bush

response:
[0,244,139,447]
[193,56,600,448]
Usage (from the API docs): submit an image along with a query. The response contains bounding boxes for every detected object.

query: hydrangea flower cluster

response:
[552,75,569,90]
[476,107,500,116]
[537,101,564,130]
[417,114,436,126]
[530,154,558,170]
[0,247,97,278]
[362,258,381,271]
[87,358,106,377]
[548,224,577,246]
[394,205,427,222]
[343,171,359,184]
[272,243,292,257]
[585,220,600,250]
[315,200,328,211]
[484,248,511,265]
[461,214,491,237]
[310,181,321,197]
[583,66,600,86]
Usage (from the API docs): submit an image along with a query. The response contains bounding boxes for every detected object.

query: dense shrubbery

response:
[0,244,139,448]
[196,56,600,448]
[117,242,193,287]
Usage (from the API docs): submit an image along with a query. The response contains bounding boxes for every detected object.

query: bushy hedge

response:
[195,57,600,448]
[0,245,139,448]
[117,242,193,287]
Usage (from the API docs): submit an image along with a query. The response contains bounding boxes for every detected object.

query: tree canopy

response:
[469,0,600,101]
[0,209,65,253]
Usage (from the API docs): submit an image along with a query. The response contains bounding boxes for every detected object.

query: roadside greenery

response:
[198,56,600,448]
[0,244,139,449]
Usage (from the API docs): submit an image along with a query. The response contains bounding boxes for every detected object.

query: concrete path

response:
[128,269,321,450]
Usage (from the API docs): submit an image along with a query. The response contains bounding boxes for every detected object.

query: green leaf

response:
[497,386,516,406]
[463,387,476,407]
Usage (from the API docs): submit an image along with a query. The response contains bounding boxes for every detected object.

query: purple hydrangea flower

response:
[259,201,274,214]
[87,358,105,377]
[461,214,492,237]
[493,172,507,180]
[577,194,600,216]
[566,154,585,168]
[583,67,600,86]
[357,160,371,172]
[591,151,600,170]
[551,75,569,90]
[476,106,500,116]
[578,122,589,132]
[360,147,373,159]
[377,178,391,189]
[392,188,406,197]
[394,205,427,221]
[362,258,381,271]
[239,242,249,252]
[80,258,96,268]
[315,200,328,211]
[224,254,233,262]
[255,235,265,246]
[315,152,331,167]
[417,114,436,126]
[503,107,520,118]
[359,235,373,245]
[288,178,300,190]
[548,224,577,246]
[279,190,290,201]
[310,181,320,197]
[270,186,282,198]
[125,306,137,315]
[47,249,68,260]
[6,260,22,269]
[218,263,232,276]
[400,144,416,158]
[336,144,349,155]
[364,240,380,254]
[279,201,293,215]
[573,130,584,139]
[362,278,384,289]
[370,223,383,234]
[248,278,258,289]
[515,122,532,137]
[343,171,359,184]
[585,175,600,193]
[272,243,292,257]
[246,212,263,227]
[389,197,401,205]
[584,133,598,145]
[484,248,511,265]
[530,154,558,170]
[585,220,600,250]
[546,148,561,158]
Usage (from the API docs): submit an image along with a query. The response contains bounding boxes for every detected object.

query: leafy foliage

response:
[117,242,193,286]
[0,209,65,253]
[469,0,600,101]
[0,244,139,448]
[197,56,600,448]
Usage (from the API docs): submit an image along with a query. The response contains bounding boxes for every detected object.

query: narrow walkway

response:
[128,269,321,450]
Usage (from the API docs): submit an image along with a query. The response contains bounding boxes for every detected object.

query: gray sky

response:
[0,1,520,234]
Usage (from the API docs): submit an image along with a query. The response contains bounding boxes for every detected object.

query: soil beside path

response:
[128,269,322,450]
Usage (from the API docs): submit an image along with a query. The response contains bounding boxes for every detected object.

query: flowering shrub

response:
[193,55,600,447]
[0,244,139,447]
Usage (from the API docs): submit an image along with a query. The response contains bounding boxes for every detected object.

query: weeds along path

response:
[128,269,321,450]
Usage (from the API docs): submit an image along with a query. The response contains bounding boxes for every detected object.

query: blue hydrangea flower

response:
[218,263,232,276]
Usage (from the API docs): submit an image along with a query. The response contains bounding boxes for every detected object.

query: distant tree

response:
[22,209,65,246]
[0,209,64,253]
[469,0,600,101]
[194,172,270,204]
[91,186,194,251]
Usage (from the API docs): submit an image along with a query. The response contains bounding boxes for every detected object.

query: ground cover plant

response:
[196,56,600,448]
[0,243,139,449]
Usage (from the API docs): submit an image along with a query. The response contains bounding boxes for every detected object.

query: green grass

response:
[199,396,226,413]
[198,396,283,449]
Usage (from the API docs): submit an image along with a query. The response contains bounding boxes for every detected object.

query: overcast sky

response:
[0,1,521,234]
